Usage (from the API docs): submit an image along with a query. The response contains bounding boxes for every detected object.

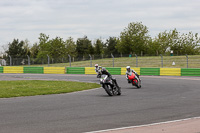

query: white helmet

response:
[126,66,130,72]
[95,64,98,67]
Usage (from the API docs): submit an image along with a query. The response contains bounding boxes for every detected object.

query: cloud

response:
[0,0,200,52]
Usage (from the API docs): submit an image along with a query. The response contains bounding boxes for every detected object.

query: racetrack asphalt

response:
[0,73,200,133]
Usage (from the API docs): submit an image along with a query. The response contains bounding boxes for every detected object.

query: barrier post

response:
[89,54,92,67]
[47,54,50,67]
[135,54,138,67]
[27,55,30,65]
[111,53,114,67]
[9,55,12,66]
[186,54,188,68]
[160,54,163,68]
[68,54,71,67]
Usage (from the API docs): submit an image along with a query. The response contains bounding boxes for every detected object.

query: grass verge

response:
[0,80,101,98]
[23,55,200,68]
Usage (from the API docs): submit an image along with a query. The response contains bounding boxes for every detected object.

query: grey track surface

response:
[0,73,200,133]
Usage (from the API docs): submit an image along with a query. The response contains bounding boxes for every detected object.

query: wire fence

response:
[1,54,200,68]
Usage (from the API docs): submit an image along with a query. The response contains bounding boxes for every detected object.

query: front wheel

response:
[104,84,114,96]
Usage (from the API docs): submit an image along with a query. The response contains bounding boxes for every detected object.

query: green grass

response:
[0,80,101,98]
[23,55,200,68]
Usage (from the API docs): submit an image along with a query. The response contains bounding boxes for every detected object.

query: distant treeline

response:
[2,22,200,60]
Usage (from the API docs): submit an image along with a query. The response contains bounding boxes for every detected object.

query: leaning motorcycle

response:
[127,72,141,88]
[100,74,121,96]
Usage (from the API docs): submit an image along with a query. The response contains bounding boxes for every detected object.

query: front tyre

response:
[104,84,114,96]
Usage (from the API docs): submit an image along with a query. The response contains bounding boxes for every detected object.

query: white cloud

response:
[0,0,200,52]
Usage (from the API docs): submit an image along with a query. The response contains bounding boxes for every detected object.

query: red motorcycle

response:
[127,72,141,88]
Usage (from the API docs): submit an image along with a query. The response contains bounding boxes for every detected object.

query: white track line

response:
[141,75,200,80]
[85,116,200,133]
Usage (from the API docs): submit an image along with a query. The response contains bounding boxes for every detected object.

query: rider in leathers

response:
[101,67,120,88]
[95,64,102,77]
[95,64,100,73]
[126,66,140,83]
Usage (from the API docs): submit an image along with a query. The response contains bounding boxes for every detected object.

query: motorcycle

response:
[100,74,121,96]
[127,72,141,88]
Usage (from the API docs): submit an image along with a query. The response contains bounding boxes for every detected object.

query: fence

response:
[1,66,200,76]
[1,54,200,68]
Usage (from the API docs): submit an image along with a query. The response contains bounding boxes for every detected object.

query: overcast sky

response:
[0,0,200,52]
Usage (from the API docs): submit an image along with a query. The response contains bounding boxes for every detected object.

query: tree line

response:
[3,22,200,60]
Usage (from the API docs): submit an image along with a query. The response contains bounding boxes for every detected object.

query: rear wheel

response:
[136,79,141,88]
[117,87,121,95]
[104,84,114,96]
[97,74,101,78]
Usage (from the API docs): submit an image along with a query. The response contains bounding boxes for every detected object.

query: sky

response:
[0,0,200,53]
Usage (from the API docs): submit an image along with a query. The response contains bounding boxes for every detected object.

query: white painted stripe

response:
[141,75,200,80]
[85,116,200,133]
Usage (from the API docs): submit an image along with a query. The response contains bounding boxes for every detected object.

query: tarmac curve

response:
[0,73,200,133]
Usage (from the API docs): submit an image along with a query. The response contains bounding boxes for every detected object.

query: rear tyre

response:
[97,74,101,78]
[137,79,141,88]
[104,85,114,96]
[117,87,121,95]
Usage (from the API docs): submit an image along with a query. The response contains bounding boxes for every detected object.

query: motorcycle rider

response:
[101,67,120,88]
[95,64,101,72]
[126,66,140,83]
[95,64,102,77]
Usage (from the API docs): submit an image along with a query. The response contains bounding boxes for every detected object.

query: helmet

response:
[126,66,131,72]
[95,64,98,68]
[101,67,106,72]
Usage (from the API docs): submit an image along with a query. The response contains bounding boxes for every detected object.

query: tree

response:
[171,32,200,55]
[76,36,93,58]
[88,44,94,56]
[151,29,200,55]
[94,39,103,55]
[6,39,30,58]
[37,33,50,59]
[48,37,65,58]
[151,30,172,55]
[145,39,160,56]
[30,43,39,58]
[104,37,119,56]
[116,22,150,55]
[65,37,77,57]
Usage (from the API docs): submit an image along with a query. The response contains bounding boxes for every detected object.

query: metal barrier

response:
[1,66,200,76]
[3,54,200,68]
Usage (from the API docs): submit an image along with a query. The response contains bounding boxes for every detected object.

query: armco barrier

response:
[160,68,181,76]
[0,67,3,73]
[85,67,96,74]
[44,67,65,74]
[140,68,160,76]
[121,67,140,75]
[181,68,200,76]
[1,66,200,77]
[24,67,43,74]
[106,67,121,75]
[3,66,23,73]
[66,67,85,74]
